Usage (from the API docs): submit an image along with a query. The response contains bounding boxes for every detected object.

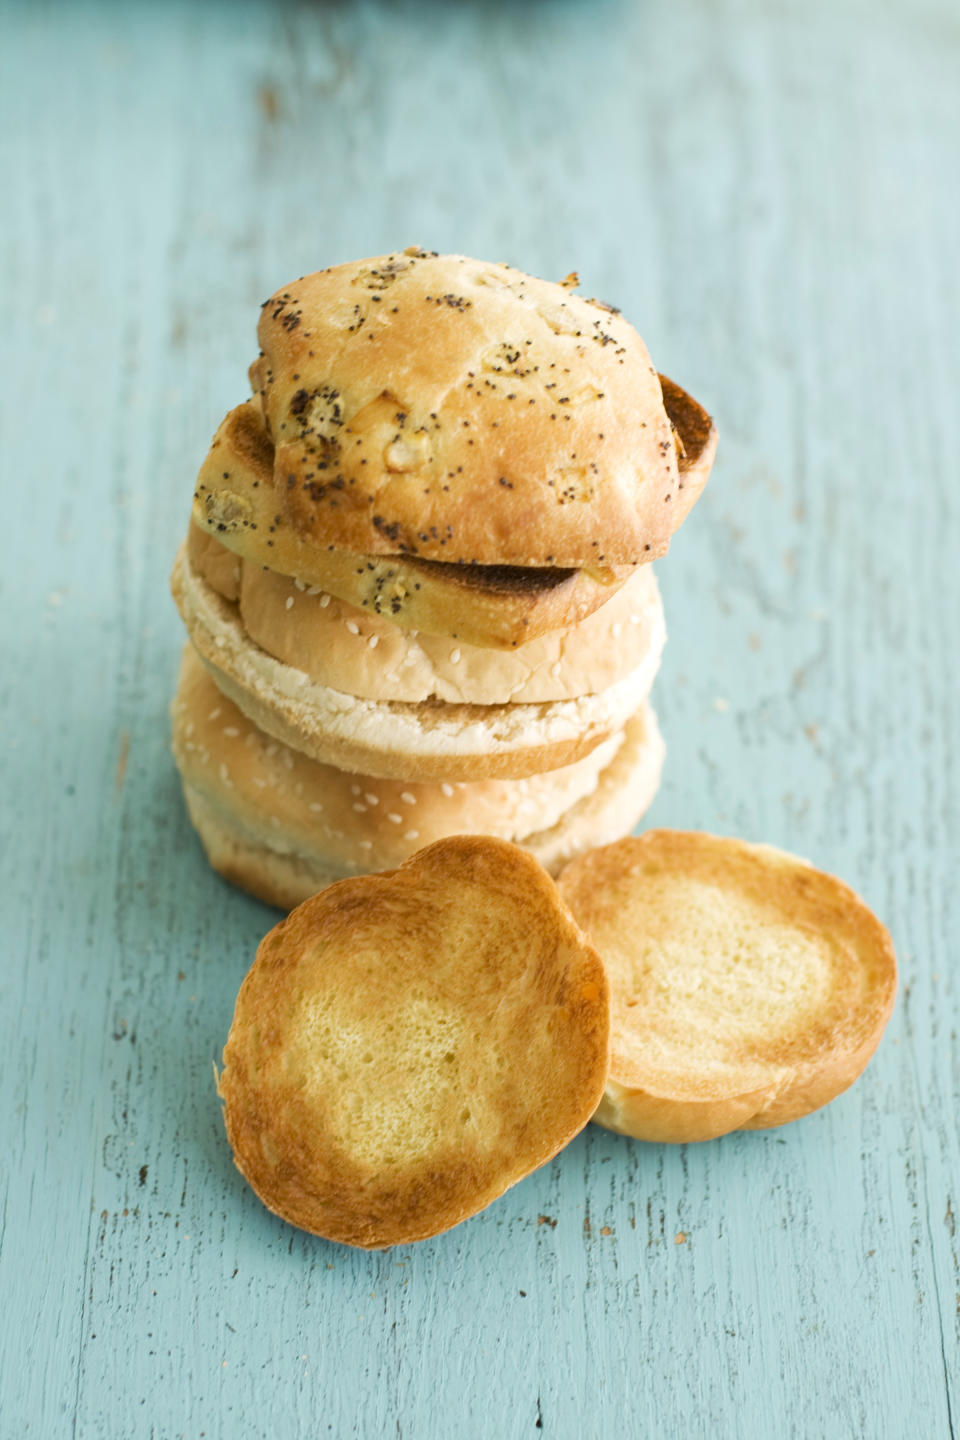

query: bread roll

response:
[171,644,665,908]
[171,545,663,780]
[558,831,897,1142]
[187,521,665,705]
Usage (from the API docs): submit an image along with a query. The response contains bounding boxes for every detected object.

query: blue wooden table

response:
[2,1,958,1435]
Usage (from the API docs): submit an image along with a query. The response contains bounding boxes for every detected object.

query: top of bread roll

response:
[558,831,897,1143]
[232,250,713,568]
[217,836,610,1248]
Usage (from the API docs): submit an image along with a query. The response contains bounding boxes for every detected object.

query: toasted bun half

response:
[245,251,705,568]
[172,645,665,907]
[217,836,610,1246]
[191,400,633,649]
[558,831,897,1142]
[187,522,665,705]
[171,546,661,780]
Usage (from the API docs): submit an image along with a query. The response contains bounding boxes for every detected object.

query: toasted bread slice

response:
[558,831,897,1142]
[190,374,713,649]
[217,837,610,1247]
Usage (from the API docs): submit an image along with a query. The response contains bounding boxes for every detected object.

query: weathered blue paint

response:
[1,1,957,1435]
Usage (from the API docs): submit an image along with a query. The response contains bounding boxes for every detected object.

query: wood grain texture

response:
[0,0,957,1435]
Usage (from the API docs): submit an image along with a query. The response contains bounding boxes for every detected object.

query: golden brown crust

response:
[191,401,633,649]
[171,644,665,904]
[217,836,611,1246]
[171,545,659,781]
[247,252,691,567]
[187,521,665,705]
[558,830,897,1142]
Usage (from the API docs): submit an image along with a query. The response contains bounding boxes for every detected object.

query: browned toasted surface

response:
[558,831,897,1142]
[217,837,610,1247]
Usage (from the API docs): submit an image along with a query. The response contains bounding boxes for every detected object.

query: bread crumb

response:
[674,1231,686,1244]
[712,697,729,712]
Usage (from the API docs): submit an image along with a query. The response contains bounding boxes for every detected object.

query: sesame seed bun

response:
[171,545,663,781]
[186,522,665,706]
[172,644,665,908]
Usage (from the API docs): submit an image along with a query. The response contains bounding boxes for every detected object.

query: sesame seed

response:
[346,620,360,635]
[400,792,417,805]
[368,634,379,649]
[208,708,221,721]
[364,793,379,806]
[630,614,642,625]
[358,840,373,850]
[285,596,295,610]
[612,621,622,637]
[309,802,324,813]
[450,648,461,664]
[404,830,419,841]
[319,593,331,607]
[441,783,454,797]
[387,813,403,824]
[353,803,367,814]
[219,763,230,782]
[223,726,239,738]
[550,662,562,678]
[184,722,195,737]
[350,784,362,796]
[294,577,306,591]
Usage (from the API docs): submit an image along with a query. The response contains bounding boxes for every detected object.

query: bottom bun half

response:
[172,645,664,909]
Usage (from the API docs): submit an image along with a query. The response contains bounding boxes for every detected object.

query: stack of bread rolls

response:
[170,250,717,908]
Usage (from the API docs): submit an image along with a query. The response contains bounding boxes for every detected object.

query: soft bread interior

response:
[217,836,610,1247]
[558,831,897,1142]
